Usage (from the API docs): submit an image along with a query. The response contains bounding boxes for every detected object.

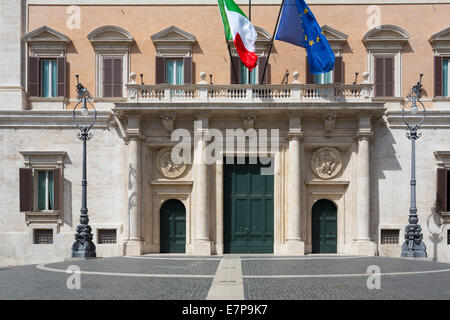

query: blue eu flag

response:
[275,0,335,74]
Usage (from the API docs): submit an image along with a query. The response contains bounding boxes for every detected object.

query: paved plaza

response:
[0,255,449,300]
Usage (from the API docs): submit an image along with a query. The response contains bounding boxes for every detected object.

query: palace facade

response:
[1,0,450,266]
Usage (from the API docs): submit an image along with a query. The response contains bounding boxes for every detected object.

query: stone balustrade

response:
[126,83,373,104]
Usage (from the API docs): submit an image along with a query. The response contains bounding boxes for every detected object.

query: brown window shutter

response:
[434,56,443,97]
[103,58,113,97]
[230,56,240,84]
[57,57,66,97]
[113,58,123,97]
[436,168,447,213]
[155,56,166,84]
[183,56,193,84]
[19,168,33,212]
[53,168,63,212]
[374,57,384,97]
[384,57,394,97]
[28,57,40,97]
[333,56,343,84]
[306,57,314,84]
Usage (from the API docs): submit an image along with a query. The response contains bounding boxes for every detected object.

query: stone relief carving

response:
[156,148,187,179]
[311,147,342,179]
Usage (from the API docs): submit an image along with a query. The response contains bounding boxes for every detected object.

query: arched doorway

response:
[312,199,337,253]
[160,199,186,253]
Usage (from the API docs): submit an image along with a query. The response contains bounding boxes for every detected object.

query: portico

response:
[114,79,384,256]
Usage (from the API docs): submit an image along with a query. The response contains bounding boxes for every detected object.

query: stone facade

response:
[0,0,449,266]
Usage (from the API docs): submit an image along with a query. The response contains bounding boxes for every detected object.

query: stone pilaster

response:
[354,115,375,255]
[282,116,305,255]
[124,115,143,256]
[191,116,212,255]
[0,0,26,110]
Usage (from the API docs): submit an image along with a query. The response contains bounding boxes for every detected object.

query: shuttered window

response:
[240,62,258,84]
[230,56,269,84]
[156,56,193,85]
[306,56,342,84]
[19,168,63,213]
[374,56,395,97]
[28,56,66,98]
[103,57,123,97]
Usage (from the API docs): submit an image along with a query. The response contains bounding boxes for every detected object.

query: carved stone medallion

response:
[310,147,342,179]
[156,148,187,179]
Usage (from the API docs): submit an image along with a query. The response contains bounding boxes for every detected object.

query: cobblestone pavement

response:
[0,255,449,300]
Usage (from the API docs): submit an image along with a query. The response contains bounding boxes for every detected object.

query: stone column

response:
[284,116,305,255]
[354,115,375,255]
[192,118,212,255]
[124,114,143,256]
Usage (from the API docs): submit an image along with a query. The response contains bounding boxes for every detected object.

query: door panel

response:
[160,199,186,253]
[224,158,274,253]
[312,199,337,253]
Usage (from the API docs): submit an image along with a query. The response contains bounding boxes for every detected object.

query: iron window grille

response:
[98,229,117,244]
[34,229,53,244]
[381,229,400,245]
[447,230,450,245]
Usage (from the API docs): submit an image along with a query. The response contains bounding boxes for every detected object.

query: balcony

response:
[125,83,374,105]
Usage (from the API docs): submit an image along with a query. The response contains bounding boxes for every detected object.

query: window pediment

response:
[363,25,410,50]
[88,26,134,46]
[429,27,450,53]
[228,26,271,56]
[321,25,348,53]
[23,26,70,45]
[151,26,196,56]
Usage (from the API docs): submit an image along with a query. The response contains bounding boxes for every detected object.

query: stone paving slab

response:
[244,272,450,300]
[45,256,220,275]
[0,265,212,300]
[242,257,450,276]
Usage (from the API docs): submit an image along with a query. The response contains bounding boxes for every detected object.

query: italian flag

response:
[218,0,258,71]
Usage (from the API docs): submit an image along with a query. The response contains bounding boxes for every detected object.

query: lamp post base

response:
[400,224,427,258]
[71,223,97,258]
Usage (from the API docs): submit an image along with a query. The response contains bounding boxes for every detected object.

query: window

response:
[231,56,268,84]
[23,26,69,99]
[363,25,410,98]
[103,57,123,97]
[87,26,134,98]
[314,71,333,84]
[34,229,53,244]
[239,62,258,85]
[98,229,117,244]
[381,229,400,244]
[448,230,450,245]
[435,57,450,97]
[436,168,450,213]
[27,57,66,98]
[36,170,54,211]
[156,56,192,85]
[165,59,184,85]
[306,56,343,84]
[41,59,57,97]
[374,56,395,97]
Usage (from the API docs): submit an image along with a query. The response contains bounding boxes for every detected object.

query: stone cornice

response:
[0,111,113,129]
[386,110,450,129]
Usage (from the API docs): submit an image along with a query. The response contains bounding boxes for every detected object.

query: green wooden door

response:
[224,158,274,253]
[160,199,186,253]
[312,199,337,253]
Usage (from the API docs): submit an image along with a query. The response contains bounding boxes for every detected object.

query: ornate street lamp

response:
[401,74,427,258]
[71,74,97,258]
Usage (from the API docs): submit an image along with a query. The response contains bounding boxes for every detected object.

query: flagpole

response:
[228,40,239,84]
[260,0,285,85]
[248,0,252,85]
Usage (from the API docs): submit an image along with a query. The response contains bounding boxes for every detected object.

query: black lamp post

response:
[401,74,427,258]
[71,74,97,258]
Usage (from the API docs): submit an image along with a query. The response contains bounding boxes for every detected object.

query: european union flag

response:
[275,0,335,74]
